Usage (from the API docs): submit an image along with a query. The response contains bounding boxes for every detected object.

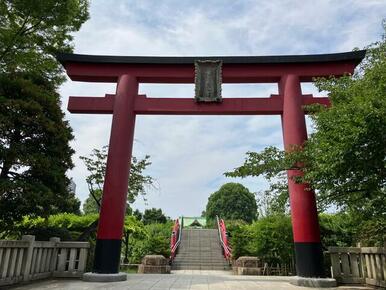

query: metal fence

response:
[0,235,89,287]
[329,245,386,288]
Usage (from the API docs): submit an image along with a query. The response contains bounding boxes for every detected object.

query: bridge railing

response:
[170,218,182,262]
[216,216,232,262]
[0,235,89,287]
[328,245,386,288]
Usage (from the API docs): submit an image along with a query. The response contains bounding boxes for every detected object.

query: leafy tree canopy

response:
[142,208,168,225]
[80,146,155,214]
[0,74,80,228]
[206,183,258,223]
[0,0,89,84]
[226,27,386,219]
[0,0,89,231]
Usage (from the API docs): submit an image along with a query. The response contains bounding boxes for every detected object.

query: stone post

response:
[49,237,60,273]
[21,235,35,281]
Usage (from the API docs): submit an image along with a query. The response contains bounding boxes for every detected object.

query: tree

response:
[205,183,258,223]
[0,1,89,231]
[256,176,289,217]
[142,208,168,225]
[226,27,386,220]
[133,209,143,221]
[80,145,155,214]
[0,0,89,84]
[0,75,80,228]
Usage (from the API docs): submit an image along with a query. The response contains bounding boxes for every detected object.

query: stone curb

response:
[290,276,337,288]
[83,272,127,282]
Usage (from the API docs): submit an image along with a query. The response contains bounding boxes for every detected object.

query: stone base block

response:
[234,266,262,275]
[83,272,127,282]
[138,255,170,274]
[235,256,260,268]
[290,276,337,288]
[233,256,262,275]
[138,264,171,274]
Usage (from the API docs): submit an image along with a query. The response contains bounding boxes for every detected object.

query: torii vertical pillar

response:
[281,75,324,278]
[93,74,137,275]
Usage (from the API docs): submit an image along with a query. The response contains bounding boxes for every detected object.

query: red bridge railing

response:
[216,216,232,261]
[170,218,181,261]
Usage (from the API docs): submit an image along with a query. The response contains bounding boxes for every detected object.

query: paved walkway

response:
[9,271,374,290]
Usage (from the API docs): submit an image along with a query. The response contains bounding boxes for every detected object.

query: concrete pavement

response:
[8,270,374,290]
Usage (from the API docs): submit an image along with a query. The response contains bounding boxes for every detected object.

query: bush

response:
[319,213,355,249]
[14,213,98,240]
[229,215,293,264]
[356,219,386,246]
[11,213,173,265]
[129,221,173,263]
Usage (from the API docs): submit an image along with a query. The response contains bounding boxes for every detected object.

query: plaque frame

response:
[194,60,222,102]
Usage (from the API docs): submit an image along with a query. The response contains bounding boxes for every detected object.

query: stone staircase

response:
[171,228,231,270]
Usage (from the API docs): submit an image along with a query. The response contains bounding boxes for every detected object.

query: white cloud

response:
[60,0,386,218]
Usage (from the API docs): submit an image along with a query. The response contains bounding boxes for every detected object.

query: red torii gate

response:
[57,50,365,280]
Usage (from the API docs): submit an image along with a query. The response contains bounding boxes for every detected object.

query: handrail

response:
[216,216,232,262]
[170,217,182,262]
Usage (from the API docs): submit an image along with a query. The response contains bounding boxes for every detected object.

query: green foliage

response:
[228,213,366,265]
[318,213,355,248]
[80,146,155,214]
[229,215,294,264]
[123,215,146,239]
[0,0,89,84]
[225,149,291,216]
[0,75,80,229]
[226,147,290,179]
[228,212,383,267]
[4,211,172,265]
[0,0,89,231]
[12,213,98,240]
[82,189,102,215]
[206,183,257,223]
[228,225,252,258]
[128,221,173,263]
[225,28,386,223]
[142,208,168,225]
[256,174,290,217]
[356,219,386,247]
[133,209,143,221]
[302,36,386,216]
[223,219,248,233]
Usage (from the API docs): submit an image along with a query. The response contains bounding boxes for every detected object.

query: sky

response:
[59,0,386,218]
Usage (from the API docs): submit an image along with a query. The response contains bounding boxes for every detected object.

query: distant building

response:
[181,216,206,228]
[68,178,76,195]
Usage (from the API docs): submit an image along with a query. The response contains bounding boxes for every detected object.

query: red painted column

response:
[280,75,324,277]
[93,74,137,274]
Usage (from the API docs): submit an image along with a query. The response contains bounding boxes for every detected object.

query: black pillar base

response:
[294,242,325,278]
[93,239,122,274]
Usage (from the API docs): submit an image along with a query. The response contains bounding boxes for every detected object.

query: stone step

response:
[178,250,222,253]
[179,249,220,251]
[173,258,226,264]
[173,261,227,265]
[176,253,224,259]
[179,246,221,248]
[173,262,228,267]
[178,248,222,252]
[179,245,221,247]
[171,264,231,270]
[172,228,230,271]
[175,253,225,257]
